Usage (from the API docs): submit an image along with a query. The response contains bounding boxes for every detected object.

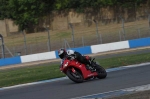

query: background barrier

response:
[0,56,21,67]
[0,37,150,66]
[128,37,150,48]
[91,41,129,53]
[20,51,56,63]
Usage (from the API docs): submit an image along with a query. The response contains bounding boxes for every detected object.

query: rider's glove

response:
[74,54,77,59]
[70,56,75,60]
[67,54,76,60]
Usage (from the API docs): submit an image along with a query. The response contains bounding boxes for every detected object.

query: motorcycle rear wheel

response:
[66,69,84,83]
[95,65,107,79]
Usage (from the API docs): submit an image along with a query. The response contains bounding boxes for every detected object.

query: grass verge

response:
[1,52,150,88]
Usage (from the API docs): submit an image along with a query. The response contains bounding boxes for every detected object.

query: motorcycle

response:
[60,56,107,83]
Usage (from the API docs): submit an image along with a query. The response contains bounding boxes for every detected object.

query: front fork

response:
[71,67,76,73]
[71,67,81,79]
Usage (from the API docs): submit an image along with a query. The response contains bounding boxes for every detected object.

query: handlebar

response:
[91,58,95,62]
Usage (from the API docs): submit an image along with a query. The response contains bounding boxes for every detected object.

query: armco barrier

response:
[91,41,129,53]
[0,56,21,67]
[129,37,150,48]
[21,51,56,63]
[1,37,150,67]
[55,46,92,59]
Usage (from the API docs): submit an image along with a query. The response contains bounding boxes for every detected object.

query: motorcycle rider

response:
[58,48,94,71]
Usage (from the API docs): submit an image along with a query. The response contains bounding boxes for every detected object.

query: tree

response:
[0,0,11,19]
[0,0,148,31]
[55,0,148,12]
[8,0,55,31]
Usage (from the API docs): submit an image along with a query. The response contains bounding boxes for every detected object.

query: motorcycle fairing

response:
[61,59,98,79]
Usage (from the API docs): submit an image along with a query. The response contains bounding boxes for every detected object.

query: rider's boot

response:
[85,64,91,70]
[86,63,96,72]
[84,57,96,72]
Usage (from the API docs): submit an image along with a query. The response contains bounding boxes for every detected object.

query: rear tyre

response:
[66,69,84,83]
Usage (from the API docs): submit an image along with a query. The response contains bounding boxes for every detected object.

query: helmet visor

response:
[59,53,65,59]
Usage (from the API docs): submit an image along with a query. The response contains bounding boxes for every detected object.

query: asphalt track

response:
[0,64,150,99]
[0,47,150,99]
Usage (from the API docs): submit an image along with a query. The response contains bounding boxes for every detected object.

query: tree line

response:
[0,0,149,31]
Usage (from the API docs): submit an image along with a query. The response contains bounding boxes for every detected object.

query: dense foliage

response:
[0,0,55,30]
[54,0,148,12]
[0,0,149,30]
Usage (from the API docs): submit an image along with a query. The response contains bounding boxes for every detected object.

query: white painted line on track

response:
[106,62,150,72]
[0,77,68,90]
[0,62,150,91]
[71,84,150,99]
[71,62,150,99]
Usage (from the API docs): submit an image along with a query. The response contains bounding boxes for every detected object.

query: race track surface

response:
[0,64,150,99]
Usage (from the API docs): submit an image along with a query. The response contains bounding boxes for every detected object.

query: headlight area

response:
[63,62,68,68]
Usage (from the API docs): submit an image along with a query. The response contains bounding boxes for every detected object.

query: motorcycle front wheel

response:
[66,69,84,83]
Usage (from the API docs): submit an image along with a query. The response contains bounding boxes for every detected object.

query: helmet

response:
[58,48,67,59]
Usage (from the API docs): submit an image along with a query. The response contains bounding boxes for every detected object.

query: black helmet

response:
[58,48,67,59]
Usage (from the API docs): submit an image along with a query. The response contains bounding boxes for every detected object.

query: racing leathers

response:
[66,50,93,70]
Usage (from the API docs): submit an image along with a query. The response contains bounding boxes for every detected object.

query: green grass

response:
[1,52,150,88]
[0,64,65,87]
[56,32,71,38]
[98,53,150,68]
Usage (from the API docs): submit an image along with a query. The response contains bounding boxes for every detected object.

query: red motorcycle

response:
[60,56,107,83]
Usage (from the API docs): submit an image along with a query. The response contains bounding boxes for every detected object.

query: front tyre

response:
[66,69,84,83]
